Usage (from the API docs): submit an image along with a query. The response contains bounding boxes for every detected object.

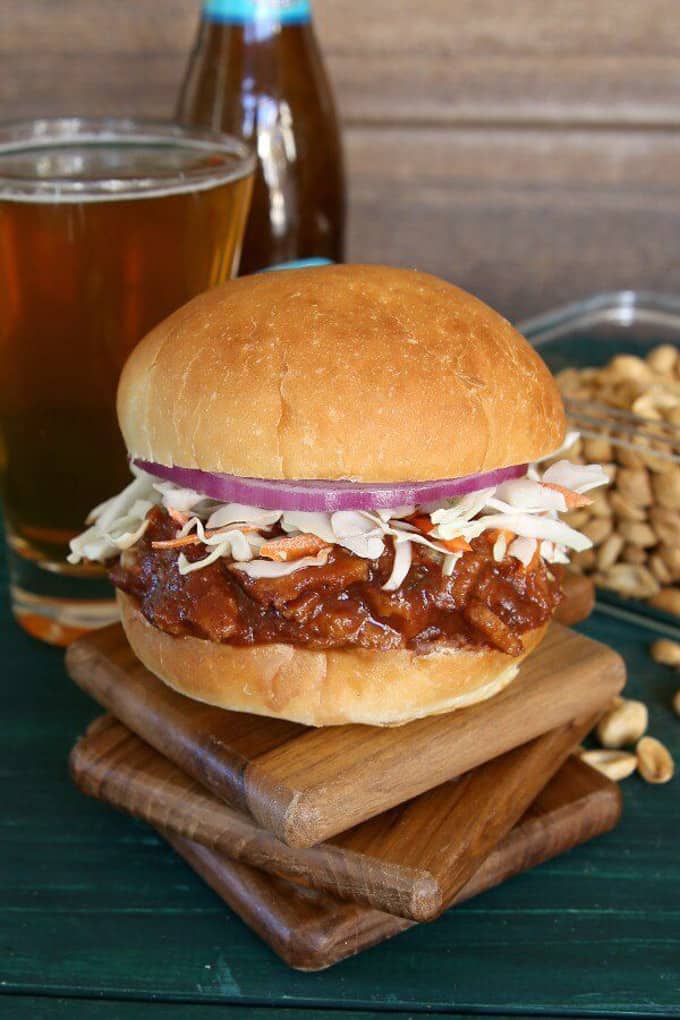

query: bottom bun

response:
[118,592,549,727]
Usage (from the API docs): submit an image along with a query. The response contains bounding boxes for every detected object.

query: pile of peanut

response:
[555,344,680,615]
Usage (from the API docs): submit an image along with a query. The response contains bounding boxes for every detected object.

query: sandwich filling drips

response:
[69,454,607,655]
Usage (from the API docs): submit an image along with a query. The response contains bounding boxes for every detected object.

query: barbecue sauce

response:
[111,508,562,654]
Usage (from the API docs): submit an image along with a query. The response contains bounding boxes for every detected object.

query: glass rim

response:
[0,116,255,201]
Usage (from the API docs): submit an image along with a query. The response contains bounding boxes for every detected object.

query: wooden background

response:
[2,0,680,319]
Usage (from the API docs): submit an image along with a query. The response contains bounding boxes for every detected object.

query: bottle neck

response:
[201,0,312,33]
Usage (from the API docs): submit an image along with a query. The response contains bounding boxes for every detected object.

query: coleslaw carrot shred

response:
[542,482,593,510]
[151,523,259,550]
[409,515,470,553]
[152,534,202,549]
[440,536,472,553]
[408,515,435,534]
[259,533,330,562]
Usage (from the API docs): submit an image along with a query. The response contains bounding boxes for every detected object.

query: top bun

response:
[117,264,565,483]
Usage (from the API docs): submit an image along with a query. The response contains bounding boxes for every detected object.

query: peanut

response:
[596,698,648,748]
[617,521,657,548]
[589,495,613,519]
[636,737,674,784]
[673,689,680,716]
[659,544,680,581]
[621,544,647,566]
[615,445,646,470]
[582,517,613,546]
[615,467,653,507]
[583,437,613,462]
[597,563,659,598]
[650,638,680,667]
[649,588,680,616]
[642,386,680,412]
[608,354,654,385]
[640,448,677,475]
[597,533,624,571]
[632,394,662,420]
[565,509,591,530]
[647,344,677,374]
[651,469,680,510]
[649,553,672,585]
[579,748,638,781]
[650,506,680,546]
[609,491,646,522]
[556,367,583,392]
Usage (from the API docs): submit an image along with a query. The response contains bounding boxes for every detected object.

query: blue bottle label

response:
[260,258,333,272]
[203,0,311,24]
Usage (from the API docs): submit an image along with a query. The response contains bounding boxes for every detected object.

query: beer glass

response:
[0,118,254,644]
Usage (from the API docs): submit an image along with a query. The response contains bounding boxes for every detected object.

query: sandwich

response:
[69,264,607,726]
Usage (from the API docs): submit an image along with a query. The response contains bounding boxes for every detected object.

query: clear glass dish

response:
[519,291,680,636]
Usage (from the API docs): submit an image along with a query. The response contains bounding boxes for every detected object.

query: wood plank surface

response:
[69,711,598,921]
[162,756,621,970]
[4,1,680,126]
[0,1001,542,1020]
[66,622,625,847]
[4,2,680,317]
[345,125,680,320]
[319,0,680,127]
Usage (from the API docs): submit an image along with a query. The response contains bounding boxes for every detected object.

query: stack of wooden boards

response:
[65,580,625,971]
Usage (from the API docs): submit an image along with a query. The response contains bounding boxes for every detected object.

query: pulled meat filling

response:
[111,507,563,654]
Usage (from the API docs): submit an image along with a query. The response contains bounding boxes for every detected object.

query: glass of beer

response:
[0,118,254,644]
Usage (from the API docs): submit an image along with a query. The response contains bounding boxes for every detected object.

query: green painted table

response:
[1,555,679,1018]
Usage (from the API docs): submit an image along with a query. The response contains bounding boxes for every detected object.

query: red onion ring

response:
[133,459,528,512]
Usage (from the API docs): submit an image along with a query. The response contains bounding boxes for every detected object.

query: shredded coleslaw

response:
[68,449,608,590]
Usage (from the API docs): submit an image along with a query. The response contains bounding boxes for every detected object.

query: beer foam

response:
[0,132,254,204]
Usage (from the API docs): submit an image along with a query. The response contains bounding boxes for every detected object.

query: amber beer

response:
[0,119,253,643]
[177,0,346,274]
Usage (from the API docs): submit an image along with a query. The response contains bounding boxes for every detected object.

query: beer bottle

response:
[176,0,346,275]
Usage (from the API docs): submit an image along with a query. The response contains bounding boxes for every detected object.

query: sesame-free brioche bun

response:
[117,264,565,482]
[115,266,563,726]
[118,591,548,727]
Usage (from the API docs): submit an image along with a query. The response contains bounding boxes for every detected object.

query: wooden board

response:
[66,622,624,848]
[69,710,598,922]
[160,756,622,971]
